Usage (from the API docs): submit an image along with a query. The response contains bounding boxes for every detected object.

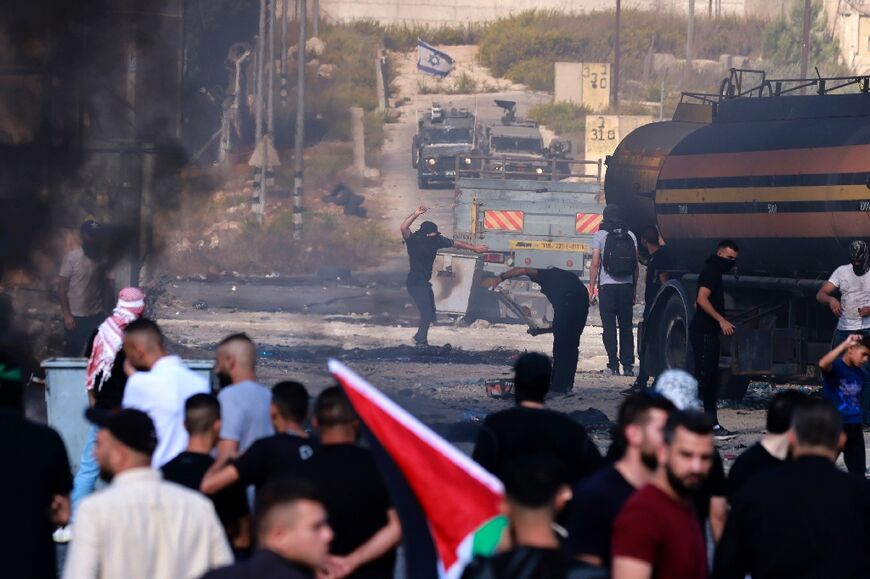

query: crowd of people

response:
[5,290,870,579]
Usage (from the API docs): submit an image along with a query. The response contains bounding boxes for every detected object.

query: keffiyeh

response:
[85,287,145,391]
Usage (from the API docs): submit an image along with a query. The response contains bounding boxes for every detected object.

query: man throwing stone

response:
[485,267,589,393]
[400,206,487,347]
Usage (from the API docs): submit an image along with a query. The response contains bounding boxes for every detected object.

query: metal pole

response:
[254,0,266,221]
[293,0,306,240]
[685,0,694,88]
[613,0,620,108]
[261,0,276,221]
[800,0,812,95]
[281,0,288,105]
[313,0,319,38]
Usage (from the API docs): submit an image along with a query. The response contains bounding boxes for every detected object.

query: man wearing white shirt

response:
[63,407,232,579]
[122,318,210,467]
[817,240,870,424]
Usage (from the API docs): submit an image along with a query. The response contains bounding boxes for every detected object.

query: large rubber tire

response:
[652,294,690,374]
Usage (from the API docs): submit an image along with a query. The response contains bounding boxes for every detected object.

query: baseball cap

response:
[85,407,158,456]
[418,221,439,235]
[654,369,701,411]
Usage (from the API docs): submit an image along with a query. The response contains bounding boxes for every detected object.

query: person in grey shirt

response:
[588,205,639,377]
[213,334,274,462]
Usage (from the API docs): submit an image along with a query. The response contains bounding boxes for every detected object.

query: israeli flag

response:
[417,39,455,78]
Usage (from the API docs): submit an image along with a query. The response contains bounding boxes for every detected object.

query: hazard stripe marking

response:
[575,213,603,234]
[484,210,524,231]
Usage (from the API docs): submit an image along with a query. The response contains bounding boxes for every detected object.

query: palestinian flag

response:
[329,360,505,579]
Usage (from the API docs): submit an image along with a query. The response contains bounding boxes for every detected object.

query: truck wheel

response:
[656,294,689,372]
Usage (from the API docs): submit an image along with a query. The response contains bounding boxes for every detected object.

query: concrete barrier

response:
[41,358,215,474]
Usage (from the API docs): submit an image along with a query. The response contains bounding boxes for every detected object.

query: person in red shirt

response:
[611,410,715,579]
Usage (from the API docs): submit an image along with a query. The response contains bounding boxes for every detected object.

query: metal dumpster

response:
[41,358,215,473]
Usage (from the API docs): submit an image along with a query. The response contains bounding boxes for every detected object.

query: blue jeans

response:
[831,329,870,424]
[71,424,100,520]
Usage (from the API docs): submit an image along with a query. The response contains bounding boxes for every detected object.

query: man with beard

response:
[817,240,870,424]
[690,239,739,439]
[400,206,487,347]
[566,392,674,567]
[63,408,232,579]
[121,318,209,467]
[612,410,714,579]
[59,219,111,356]
[212,334,273,465]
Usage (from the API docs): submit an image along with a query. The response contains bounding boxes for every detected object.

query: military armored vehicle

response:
[412,104,476,188]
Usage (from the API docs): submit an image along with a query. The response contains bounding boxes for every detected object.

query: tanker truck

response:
[605,69,870,399]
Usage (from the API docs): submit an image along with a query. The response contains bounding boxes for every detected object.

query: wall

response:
[319,0,791,26]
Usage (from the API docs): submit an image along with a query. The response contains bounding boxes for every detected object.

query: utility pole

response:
[613,0,621,109]
[293,0,307,240]
[685,0,695,88]
[253,0,266,223]
[313,0,319,38]
[800,0,812,94]
[281,0,288,105]
[262,0,275,218]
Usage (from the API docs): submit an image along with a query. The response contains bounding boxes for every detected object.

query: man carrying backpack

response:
[588,205,638,377]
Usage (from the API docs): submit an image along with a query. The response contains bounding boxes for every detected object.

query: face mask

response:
[713,255,736,273]
[852,261,869,276]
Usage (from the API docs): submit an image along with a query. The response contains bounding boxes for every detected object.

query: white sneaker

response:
[53,525,72,544]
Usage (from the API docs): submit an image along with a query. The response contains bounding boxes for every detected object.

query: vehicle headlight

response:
[463,157,472,165]
[535,167,544,175]
[426,157,437,166]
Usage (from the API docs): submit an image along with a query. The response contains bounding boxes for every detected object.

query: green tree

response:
[763,1,843,74]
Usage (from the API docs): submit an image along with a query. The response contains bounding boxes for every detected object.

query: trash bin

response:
[41,358,215,474]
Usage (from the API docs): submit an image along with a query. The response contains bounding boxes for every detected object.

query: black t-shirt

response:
[405,232,453,284]
[202,549,315,579]
[532,268,590,309]
[233,432,317,491]
[566,465,636,564]
[693,449,725,524]
[299,444,395,579]
[84,330,129,410]
[461,547,606,579]
[644,247,671,306]
[162,451,249,531]
[472,407,603,485]
[0,410,73,579]
[690,263,725,334]
[726,442,782,501]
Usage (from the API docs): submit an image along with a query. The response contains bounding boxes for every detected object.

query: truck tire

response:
[653,294,690,373]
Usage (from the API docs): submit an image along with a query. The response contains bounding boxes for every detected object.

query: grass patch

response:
[347,20,486,51]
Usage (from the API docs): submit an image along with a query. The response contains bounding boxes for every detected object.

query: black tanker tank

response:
[606,73,870,278]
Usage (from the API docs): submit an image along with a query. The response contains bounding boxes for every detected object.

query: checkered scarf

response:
[85,287,145,391]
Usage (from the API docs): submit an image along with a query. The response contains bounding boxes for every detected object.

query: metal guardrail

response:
[453,154,602,184]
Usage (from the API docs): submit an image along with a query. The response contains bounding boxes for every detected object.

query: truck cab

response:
[412,104,476,188]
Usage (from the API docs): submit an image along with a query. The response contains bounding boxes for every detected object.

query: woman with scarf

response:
[54,287,145,543]
[689,240,739,441]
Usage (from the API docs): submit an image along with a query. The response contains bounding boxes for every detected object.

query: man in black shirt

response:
[567,392,674,567]
[202,477,334,579]
[400,206,487,347]
[0,351,73,579]
[462,457,603,579]
[689,239,739,438]
[714,399,870,579]
[301,386,400,579]
[163,393,251,556]
[486,267,589,393]
[726,389,807,500]
[636,228,670,390]
[202,381,315,496]
[472,353,603,485]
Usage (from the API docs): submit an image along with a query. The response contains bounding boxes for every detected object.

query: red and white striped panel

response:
[484,210,524,231]
[575,213,603,234]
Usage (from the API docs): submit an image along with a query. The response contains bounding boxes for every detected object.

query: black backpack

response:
[602,228,637,278]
